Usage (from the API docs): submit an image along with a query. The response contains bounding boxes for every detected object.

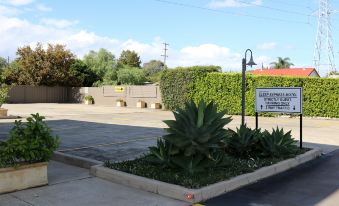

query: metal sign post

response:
[255,87,303,148]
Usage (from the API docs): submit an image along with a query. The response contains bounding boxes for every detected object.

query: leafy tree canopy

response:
[4,43,79,86]
[83,48,117,79]
[118,50,141,68]
[70,59,100,87]
[117,66,146,85]
[0,57,7,69]
[270,57,294,69]
[143,60,165,76]
[0,57,7,83]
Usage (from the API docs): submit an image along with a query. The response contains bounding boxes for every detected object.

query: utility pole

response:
[313,0,336,75]
[161,43,169,68]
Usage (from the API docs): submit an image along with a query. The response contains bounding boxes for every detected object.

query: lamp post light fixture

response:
[241,49,256,126]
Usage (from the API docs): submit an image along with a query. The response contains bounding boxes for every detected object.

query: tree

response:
[0,57,7,69]
[83,48,117,80]
[0,57,8,83]
[5,43,80,86]
[270,57,294,69]
[143,60,165,76]
[2,61,20,85]
[117,66,146,85]
[69,59,100,87]
[117,50,141,68]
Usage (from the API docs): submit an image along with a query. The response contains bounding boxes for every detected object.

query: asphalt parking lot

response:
[0,103,338,163]
[0,103,338,206]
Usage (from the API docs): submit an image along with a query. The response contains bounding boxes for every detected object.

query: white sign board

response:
[255,87,302,113]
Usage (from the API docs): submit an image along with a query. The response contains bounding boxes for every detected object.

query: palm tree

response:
[270,57,294,69]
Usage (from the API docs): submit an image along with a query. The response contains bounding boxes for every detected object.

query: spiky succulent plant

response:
[260,127,298,157]
[226,124,261,158]
[155,99,232,174]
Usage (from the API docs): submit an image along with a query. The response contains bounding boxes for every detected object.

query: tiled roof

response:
[251,68,319,77]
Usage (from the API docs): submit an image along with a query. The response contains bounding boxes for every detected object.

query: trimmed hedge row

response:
[160,66,221,110]
[160,69,339,117]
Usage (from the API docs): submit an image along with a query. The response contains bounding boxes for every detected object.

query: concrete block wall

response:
[7,85,162,109]
[80,85,162,108]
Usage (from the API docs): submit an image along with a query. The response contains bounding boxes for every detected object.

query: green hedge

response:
[160,66,221,110]
[161,71,339,117]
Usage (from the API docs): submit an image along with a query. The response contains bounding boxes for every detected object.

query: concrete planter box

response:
[0,108,8,117]
[116,100,125,107]
[0,162,48,194]
[91,148,321,204]
[150,103,161,109]
[137,101,146,108]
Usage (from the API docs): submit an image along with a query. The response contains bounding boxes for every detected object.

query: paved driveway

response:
[204,149,339,206]
[0,103,338,206]
[0,103,338,162]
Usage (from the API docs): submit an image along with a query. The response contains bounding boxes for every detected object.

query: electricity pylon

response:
[313,0,336,75]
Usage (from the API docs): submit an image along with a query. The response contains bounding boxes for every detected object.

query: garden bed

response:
[104,149,308,189]
[92,148,320,203]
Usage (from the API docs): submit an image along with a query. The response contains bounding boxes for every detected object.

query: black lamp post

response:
[241,49,256,126]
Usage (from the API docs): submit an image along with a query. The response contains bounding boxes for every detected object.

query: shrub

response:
[160,65,221,110]
[160,71,339,117]
[84,95,94,101]
[149,99,232,174]
[226,124,261,158]
[260,127,298,158]
[0,113,59,168]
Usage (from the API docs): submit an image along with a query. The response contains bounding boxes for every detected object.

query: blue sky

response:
[0,0,338,75]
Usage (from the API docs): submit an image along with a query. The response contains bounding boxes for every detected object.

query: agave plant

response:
[148,138,171,167]
[260,127,298,157]
[159,99,232,174]
[226,124,261,158]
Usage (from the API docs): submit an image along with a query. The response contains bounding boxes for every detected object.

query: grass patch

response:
[104,148,308,189]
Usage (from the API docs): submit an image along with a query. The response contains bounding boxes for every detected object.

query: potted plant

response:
[151,102,161,109]
[116,98,125,107]
[84,95,94,105]
[137,100,146,108]
[0,113,59,194]
[0,86,9,117]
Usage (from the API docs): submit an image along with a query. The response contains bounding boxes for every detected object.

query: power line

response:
[235,0,312,17]
[153,0,310,24]
[268,0,314,9]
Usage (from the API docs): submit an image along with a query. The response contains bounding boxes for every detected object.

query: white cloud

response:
[208,0,263,8]
[37,4,52,12]
[0,10,272,71]
[0,5,20,15]
[40,18,78,28]
[251,0,262,6]
[257,42,277,50]
[170,44,241,70]
[0,0,34,6]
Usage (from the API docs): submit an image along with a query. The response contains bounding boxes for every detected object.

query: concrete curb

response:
[52,151,103,169]
[90,148,322,203]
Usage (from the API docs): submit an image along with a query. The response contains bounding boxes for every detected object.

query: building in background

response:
[251,68,320,78]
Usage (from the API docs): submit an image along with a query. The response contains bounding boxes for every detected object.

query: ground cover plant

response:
[0,113,59,168]
[105,99,307,188]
